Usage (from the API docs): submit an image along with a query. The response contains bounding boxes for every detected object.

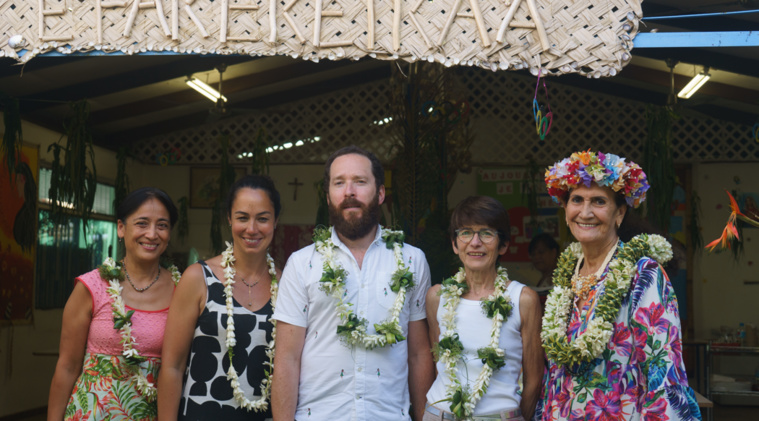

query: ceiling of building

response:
[1,1,757,151]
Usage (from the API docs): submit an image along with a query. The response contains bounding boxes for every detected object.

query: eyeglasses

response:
[455,229,498,244]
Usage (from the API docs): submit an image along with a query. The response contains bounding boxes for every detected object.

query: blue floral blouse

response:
[537,256,702,420]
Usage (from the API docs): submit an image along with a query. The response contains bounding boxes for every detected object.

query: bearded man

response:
[272,146,434,421]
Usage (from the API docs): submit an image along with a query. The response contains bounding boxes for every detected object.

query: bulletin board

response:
[475,167,562,262]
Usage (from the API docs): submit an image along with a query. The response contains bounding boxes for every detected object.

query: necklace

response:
[220,241,278,412]
[313,226,414,349]
[541,234,673,368]
[239,273,262,308]
[435,267,513,420]
[124,261,161,292]
[98,257,181,402]
[570,242,617,300]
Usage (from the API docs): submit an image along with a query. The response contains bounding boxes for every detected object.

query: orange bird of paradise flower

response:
[706,190,759,251]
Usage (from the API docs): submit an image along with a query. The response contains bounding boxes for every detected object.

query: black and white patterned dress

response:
[178,261,273,421]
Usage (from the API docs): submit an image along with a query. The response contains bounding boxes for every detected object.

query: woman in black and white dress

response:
[158,175,282,420]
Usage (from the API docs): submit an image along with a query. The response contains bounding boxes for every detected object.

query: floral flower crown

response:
[544,150,649,208]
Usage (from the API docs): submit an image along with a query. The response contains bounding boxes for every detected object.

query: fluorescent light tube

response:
[677,72,711,99]
[186,78,227,102]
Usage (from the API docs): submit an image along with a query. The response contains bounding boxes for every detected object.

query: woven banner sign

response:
[0,0,641,76]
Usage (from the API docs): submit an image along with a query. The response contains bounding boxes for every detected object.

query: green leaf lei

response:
[313,226,415,349]
[541,234,673,368]
[435,266,513,419]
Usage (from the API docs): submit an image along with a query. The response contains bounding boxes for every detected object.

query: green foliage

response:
[1,93,23,181]
[477,347,506,370]
[248,127,270,175]
[314,180,329,226]
[388,62,474,284]
[48,100,97,235]
[644,105,677,233]
[114,146,131,214]
[211,133,237,254]
[432,333,464,361]
[373,321,406,344]
[481,294,513,319]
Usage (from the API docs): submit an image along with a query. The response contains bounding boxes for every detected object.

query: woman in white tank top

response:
[425,196,544,421]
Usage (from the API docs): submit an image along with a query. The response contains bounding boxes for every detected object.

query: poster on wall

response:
[0,144,39,324]
[476,167,561,262]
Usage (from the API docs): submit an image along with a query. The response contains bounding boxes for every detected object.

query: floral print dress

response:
[537,256,701,421]
[64,269,169,421]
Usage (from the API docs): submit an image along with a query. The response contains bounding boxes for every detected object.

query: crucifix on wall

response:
[288,177,304,201]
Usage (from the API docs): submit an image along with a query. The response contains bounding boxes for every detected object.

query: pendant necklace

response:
[240,274,261,307]
[124,261,161,292]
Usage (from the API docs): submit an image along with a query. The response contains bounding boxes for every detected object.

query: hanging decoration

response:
[389,62,474,283]
[114,146,130,215]
[247,128,270,175]
[2,0,641,77]
[210,133,237,255]
[705,190,759,260]
[48,100,97,230]
[643,105,677,233]
[532,70,553,140]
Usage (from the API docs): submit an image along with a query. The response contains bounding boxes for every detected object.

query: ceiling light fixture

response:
[186,77,227,103]
[677,68,711,99]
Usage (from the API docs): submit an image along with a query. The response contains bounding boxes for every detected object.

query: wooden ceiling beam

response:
[88,59,358,125]
[17,56,257,114]
[101,64,390,147]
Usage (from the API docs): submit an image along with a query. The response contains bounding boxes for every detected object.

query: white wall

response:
[692,163,759,340]
[0,120,117,417]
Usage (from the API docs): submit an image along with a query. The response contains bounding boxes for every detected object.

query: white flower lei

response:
[101,257,181,402]
[314,226,414,349]
[436,266,513,420]
[541,234,672,367]
[220,241,278,412]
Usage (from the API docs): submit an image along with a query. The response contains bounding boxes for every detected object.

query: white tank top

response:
[426,280,524,415]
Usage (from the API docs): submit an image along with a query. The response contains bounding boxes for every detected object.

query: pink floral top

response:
[537,255,701,421]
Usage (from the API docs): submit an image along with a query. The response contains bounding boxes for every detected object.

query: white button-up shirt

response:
[273,226,431,421]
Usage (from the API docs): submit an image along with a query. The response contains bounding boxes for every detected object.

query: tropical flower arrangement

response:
[544,150,649,208]
[99,257,181,402]
[541,234,672,367]
[432,266,513,419]
[313,226,415,349]
[706,190,759,251]
[220,241,278,411]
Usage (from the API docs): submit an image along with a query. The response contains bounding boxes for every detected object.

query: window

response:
[35,168,119,309]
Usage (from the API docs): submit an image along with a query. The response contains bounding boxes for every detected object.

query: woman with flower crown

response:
[158,175,281,421]
[425,196,544,421]
[537,151,701,420]
[48,187,181,421]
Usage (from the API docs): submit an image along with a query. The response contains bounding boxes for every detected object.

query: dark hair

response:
[323,145,384,192]
[225,174,282,219]
[449,196,511,248]
[117,187,178,228]
[529,233,559,255]
[16,162,37,205]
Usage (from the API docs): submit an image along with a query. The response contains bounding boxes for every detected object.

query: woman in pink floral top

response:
[537,151,700,420]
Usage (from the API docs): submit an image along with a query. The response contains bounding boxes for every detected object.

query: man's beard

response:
[329,195,381,240]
